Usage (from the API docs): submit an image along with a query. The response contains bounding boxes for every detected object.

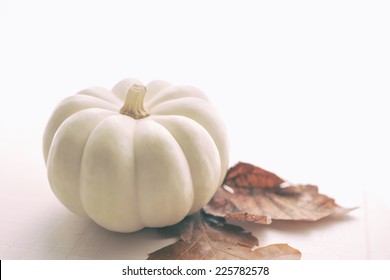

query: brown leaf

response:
[148,211,301,260]
[204,162,356,224]
[224,162,285,188]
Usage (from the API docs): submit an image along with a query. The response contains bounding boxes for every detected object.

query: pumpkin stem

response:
[120,84,150,119]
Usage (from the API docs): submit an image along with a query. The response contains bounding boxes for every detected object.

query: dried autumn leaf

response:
[204,162,356,224]
[148,211,301,260]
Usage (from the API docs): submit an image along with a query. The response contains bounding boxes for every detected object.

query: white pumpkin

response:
[43,78,229,232]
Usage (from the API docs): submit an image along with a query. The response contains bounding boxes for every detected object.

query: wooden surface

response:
[1,0,389,260]
[0,151,389,260]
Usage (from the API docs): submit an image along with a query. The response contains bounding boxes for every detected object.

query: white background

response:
[0,0,389,259]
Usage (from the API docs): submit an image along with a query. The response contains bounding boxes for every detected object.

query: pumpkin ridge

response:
[77,86,123,105]
[131,117,141,228]
[77,112,118,215]
[47,109,115,216]
[133,119,193,227]
[150,115,221,214]
[80,114,142,232]
[75,93,119,107]
[146,85,208,110]
[43,95,118,163]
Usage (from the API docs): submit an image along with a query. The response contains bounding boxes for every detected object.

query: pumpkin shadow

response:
[35,208,176,260]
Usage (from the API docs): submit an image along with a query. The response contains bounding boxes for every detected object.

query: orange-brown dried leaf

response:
[204,162,356,224]
[148,211,301,260]
[224,162,285,188]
